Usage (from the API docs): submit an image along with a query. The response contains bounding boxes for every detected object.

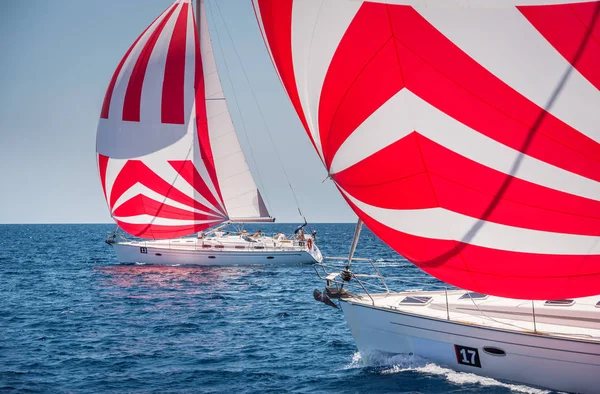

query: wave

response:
[346,352,550,394]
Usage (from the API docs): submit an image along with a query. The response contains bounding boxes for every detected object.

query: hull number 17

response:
[454,344,481,368]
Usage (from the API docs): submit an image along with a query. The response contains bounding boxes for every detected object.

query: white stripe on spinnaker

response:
[331,89,600,202]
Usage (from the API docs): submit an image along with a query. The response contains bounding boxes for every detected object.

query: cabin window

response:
[596,301,600,308]
[399,296,432,305]
[544,299,575,306]
[459,292,488,300]
[254,246,265,249]
[235,246,246,249]
[214,245,225,249]
[202,244,211,248]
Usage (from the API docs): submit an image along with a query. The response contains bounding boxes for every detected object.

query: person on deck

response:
[252,230,262,238]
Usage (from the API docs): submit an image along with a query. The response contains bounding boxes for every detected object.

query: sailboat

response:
[253,0,600,392]
[95,0,322,266]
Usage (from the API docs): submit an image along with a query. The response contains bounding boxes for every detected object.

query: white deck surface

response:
[346,289,600,342]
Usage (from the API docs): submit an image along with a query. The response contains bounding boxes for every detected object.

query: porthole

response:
[483,347,506,356]
[266,256,274,259]
[208,256,216,259]
[155,253,162,256]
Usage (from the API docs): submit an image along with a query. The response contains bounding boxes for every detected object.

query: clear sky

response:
[0,0,356,224]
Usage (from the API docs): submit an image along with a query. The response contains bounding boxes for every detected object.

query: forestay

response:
[253,0,600,299]
[96,0,271,240]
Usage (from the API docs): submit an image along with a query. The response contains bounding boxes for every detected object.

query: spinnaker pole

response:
[346,219,363,270]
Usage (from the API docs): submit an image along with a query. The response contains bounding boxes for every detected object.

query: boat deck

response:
[122,234,313,252]
[344,289,600,343]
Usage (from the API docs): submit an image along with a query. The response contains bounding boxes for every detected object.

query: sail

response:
[253,0,600,299]
[197,0,273,222]
[96,0,270,239]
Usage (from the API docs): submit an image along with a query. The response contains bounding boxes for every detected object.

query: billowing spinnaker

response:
[253,0,600,299]
[96,0,227,239]
[96,0,273,239]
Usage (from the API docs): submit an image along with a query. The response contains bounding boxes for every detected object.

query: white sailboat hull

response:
[340,295,600,394]
[112,236,322,266]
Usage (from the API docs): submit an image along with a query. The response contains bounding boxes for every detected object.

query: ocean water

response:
[0,223,550,393]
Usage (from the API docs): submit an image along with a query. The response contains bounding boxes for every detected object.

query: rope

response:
[211,0,305,220]
[204,0,273,214]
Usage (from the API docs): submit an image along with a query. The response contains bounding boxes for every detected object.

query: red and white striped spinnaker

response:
[96,0,271,240]
[253,0,600,299]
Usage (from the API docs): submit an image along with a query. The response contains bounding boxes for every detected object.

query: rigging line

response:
[212,0,305,220]
[205,0,273,214]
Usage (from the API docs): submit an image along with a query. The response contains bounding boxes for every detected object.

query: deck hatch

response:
[544,299,575,306]
[399,296,432,306]
[459,292,488,300]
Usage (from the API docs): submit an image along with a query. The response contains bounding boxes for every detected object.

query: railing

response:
[313,257,565,336]
[314,257,469,323]
[314,257,395,305]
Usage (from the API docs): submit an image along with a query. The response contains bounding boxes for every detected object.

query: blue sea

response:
[0,224,549,393]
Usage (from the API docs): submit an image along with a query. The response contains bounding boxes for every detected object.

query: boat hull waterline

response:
[339,294,600,394]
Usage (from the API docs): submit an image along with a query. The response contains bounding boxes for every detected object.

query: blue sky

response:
[0,0,355,224]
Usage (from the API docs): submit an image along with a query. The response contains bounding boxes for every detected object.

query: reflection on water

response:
[94,265,254,303]
[96,265,248,289]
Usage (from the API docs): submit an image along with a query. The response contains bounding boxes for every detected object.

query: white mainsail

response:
[197,0,272,222]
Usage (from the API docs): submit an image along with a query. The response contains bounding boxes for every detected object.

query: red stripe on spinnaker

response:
[115,219,221,240]
[109,160,219,217]
[193,8,224,205]
[335,132,600,236]
[320,4,600,184]
[343,195,600,300]
[254,0,316,151]
[519,1,600,91]
[97,154,109,199]
[169,160,225,216]
[319,4,404,169]
[113,194,219,221]
[162,3,189,124]
[100,5,170,118]
[333,132,438,210]
[123,4,178,122]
